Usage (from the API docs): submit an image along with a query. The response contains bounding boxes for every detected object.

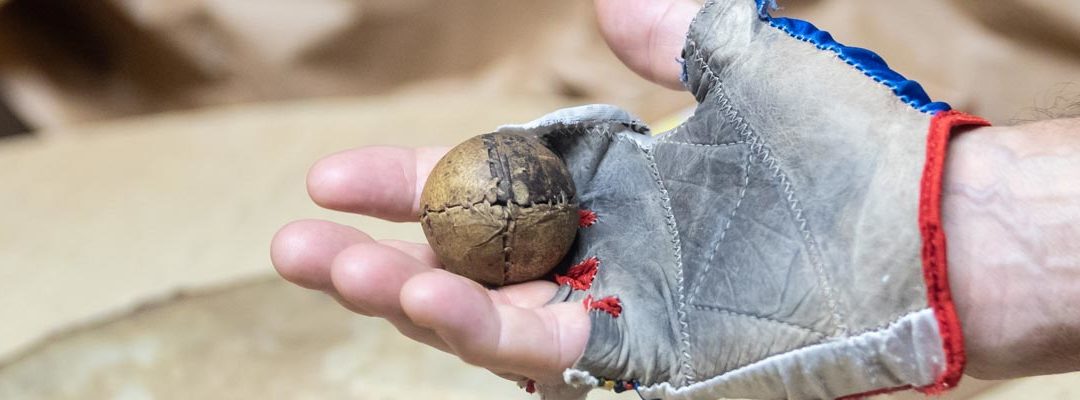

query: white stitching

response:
[638,139,697,385]
[686,150,750,306]
[635,308,938,396]
[656,139,749,148]
[690,304,827,338]
[551,122,698,384]
[683,305,931,383]
[687,38,850,336]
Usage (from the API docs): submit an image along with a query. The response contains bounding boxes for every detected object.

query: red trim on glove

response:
[918,110,989,394]
[841,110,990,400]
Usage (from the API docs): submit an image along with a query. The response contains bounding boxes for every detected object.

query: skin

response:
[271,0,1080,386]
[945,119,1080,379]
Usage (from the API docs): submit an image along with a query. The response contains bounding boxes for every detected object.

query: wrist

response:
[943,120,1080,379]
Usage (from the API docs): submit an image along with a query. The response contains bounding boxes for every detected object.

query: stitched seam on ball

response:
[485,134,516,285]
[483,133,513,205]
[488,133,524,285]
[422,200,576,215]
[502,203,515,284]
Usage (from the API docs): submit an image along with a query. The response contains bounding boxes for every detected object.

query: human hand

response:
[592,0,700,90]
[270,146,592,387]
[272,0,1080,398]
[270,0,700,393]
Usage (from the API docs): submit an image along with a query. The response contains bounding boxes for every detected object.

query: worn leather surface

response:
[420,133,578,286]
[499,1,953,399]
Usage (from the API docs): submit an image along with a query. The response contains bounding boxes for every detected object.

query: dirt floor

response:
[0,277,630,400]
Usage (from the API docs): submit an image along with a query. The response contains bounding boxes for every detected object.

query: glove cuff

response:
[916,110,990,394]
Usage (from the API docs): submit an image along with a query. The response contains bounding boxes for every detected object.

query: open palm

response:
[270,0,699,386]
[271,146,590,384]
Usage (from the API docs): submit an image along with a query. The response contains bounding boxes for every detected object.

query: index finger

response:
[307,146,448,222]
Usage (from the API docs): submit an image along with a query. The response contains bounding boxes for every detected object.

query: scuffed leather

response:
[495,1,956,399]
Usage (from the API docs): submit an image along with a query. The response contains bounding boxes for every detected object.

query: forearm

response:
[944,118,1080,379]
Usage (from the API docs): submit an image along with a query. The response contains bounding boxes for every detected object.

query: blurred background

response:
[0,0,1078,399]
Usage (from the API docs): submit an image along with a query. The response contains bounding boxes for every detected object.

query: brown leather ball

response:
[420,132,578,287]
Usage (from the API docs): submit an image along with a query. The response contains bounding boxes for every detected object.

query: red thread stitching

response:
[584,295,622,317]
[555,257,599,290]
[578,209,598,228]
[841,110,989,399]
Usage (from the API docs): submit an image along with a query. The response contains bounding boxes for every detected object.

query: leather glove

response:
[498,1,989,399]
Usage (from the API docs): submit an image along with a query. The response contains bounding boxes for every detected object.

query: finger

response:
[325,291,450,352]
[594,0,699,90]
[307,146,448,222]
[331,241,435,319]
[328,291,373,316]
[492,280,562,309]
[273,222,452,352]
[492,370,528,384]
[380,239,440,267]
[271,219,371,290]
[330,241,451,351]
[326,265,449,352]
[400,270,590,379]
[388,318,452,353]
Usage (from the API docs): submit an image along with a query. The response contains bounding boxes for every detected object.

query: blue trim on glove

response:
[754,0,951,115]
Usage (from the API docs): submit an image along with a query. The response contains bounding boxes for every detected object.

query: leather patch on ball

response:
[420,132,578,286]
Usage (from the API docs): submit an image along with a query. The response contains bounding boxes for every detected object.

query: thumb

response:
[593,0,700,90]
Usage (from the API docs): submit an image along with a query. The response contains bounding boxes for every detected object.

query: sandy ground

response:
[0,277,628,400]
